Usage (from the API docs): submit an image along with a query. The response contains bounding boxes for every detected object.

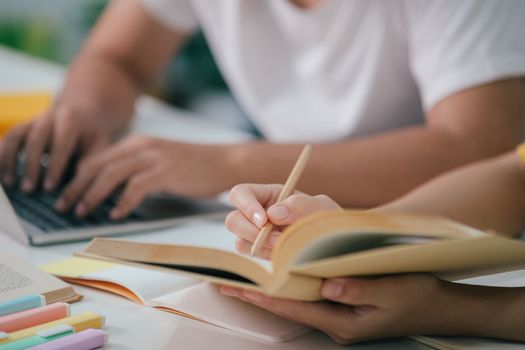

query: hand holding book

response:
[221,182,525,345]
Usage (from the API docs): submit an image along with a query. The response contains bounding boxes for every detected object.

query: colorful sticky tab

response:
[29,329,107,350]
[0,303,70,333]
[36,325,74,338]
[0,295,45,317]
[0,325,74,350]
[0,311,104,345]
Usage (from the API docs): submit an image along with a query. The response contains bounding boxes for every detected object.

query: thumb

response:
[267,193,341,226]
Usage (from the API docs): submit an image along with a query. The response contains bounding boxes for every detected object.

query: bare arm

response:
[59,0,189,133]
[0,0,190,191]
[228,80,525,208]
[377,151,525,237]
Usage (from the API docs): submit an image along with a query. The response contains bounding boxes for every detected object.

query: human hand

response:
[54,134,238,219]
[225,184,341,259]
[0,104,111,193]
[221,274,488,344]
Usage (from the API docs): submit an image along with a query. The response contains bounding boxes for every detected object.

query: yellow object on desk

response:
[0,93,52,136]
[0,311,104,345]
[516,142,525,163]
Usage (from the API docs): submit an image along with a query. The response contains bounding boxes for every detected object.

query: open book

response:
[0,253,80,304]
[79,210,525,301]
[40,257,309,342]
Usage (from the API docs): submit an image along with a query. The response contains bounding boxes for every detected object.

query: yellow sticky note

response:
[40,257,117,278]
[0,92,52,136]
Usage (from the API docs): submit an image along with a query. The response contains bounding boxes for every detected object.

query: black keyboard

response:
[5,188,141,232]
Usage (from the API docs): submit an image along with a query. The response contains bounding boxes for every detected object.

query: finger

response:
[321,277,380,306]
[21,117,52,192]
[110,168,160,220]
[75,135,144,175]
[75,157,151,217]
[219,285,244,298]
[235,238,253,255]
[225,211,282,248]
[55,159,101,213]
[56,139,143,212]
[82,132,110,158]
[236,290,357,340]
[0,124,29,186]
[235,238,272,259]
[267,194,341,226]
[224,210,260,242]
[228,184,284,228]
[44,115,79,191]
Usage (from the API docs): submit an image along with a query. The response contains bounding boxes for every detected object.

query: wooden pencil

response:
[250,144,313,256]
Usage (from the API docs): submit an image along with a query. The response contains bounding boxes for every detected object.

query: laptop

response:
[0,184,229,246]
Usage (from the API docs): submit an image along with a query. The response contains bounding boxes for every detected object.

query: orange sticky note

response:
[0,93,52,136]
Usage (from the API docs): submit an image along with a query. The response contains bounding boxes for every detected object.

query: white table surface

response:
[0,45,431,349]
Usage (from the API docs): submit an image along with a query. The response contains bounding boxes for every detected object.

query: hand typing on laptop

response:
[52,134,239,220]
[0,102,114,194]
[0,134,229,245]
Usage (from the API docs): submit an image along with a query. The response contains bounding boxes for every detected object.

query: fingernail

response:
[44,178,54,191]
[21,178,33,192]
[55,198,66,212]
[75,203,87,217]
[2,174,13,187]
[110,208,121,220]
[243,291,262,302]
[268,204,289,221]
[322,280,345,299]
[252,212,265,227]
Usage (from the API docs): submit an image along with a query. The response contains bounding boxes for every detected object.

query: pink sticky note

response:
[0,303,70,333]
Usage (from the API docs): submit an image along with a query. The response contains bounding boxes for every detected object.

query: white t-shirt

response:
[140,0,525,143]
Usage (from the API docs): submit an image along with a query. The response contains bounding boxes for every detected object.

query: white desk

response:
[0,45,430,349]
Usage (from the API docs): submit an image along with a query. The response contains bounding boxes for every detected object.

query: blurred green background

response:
[0,0,231,109]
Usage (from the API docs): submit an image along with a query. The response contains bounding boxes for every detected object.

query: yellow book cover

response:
[78,210,525,301]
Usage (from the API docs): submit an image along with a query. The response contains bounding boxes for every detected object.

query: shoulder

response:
[404,0,525,111]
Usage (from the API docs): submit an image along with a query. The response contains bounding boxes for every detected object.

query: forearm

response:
[378,152,525,237]
[229,126,515,207]
[436,282,525,342]
[55,0,189,136]
[58,51,140,135]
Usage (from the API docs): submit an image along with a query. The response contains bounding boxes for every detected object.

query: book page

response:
[0,253,71,303]
[413,335,525,350]
[292,232,438,265]
[86,265,198,303]
[41,257,198,304]
[0,262,35,292]
[455,268,525,287]
[151,283,309,342]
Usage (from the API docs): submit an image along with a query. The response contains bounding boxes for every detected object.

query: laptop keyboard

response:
[5,188,142,232]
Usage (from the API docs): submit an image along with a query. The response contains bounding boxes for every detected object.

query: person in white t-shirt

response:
[1,0,524,219]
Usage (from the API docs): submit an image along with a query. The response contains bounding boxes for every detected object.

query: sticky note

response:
[40,258,117,278]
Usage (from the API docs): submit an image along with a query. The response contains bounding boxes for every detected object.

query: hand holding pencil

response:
[227,144,341,258]
[250,145,313,256]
